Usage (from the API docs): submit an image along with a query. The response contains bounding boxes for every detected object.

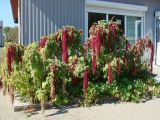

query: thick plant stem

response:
[9,85,14,104]
[62,80,66,95]
[41,96,45,114]
[50,79,56,99]
[31,95,35,104]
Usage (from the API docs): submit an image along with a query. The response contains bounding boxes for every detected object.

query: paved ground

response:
[0,65,160,120]
[0,91,160,120]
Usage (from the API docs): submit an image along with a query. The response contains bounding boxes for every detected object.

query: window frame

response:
[85,1,146,42]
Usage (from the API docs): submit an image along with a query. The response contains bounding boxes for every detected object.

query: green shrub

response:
[0,22,159,113]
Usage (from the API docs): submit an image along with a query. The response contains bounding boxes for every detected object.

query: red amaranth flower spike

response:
[62,29,68,64]
[109,23,116,38]
[108,23,116,52]
[116,58,120,75]
[7,45,16,75]
[0,80,2,90]
[124,52,128,70]
[39,37,48,48]
[95,28,101,57]
[91,36,96,54]
[108,63,112,85]
[83,68,88,96]
[92,55,97,75]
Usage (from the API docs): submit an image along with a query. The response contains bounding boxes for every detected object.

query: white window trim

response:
[135,20,141,42]
[85,0,147,41]
[155,11,160,66]
[86,0,148,12]
[18,0,21,44]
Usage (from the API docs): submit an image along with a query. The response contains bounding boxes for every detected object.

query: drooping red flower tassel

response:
[92,55,97,75]
[91,36,96,54]
[62,29,68,63]
[124,52,128,70]
[91,36,97,75]
[83,68,88,96]
[71,58,79,85]
[109,23,116,40]
[0,80,2,91]
[95,29,101,57]
[50,64,57,99]
[116,58,120,75]
[39,37,48,48]
[108,63,113,85]
[108,23,116,52]
[7,46,16,75]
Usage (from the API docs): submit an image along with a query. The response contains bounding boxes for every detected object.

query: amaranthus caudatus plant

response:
[1,42,24,103]
[0,22,157,113]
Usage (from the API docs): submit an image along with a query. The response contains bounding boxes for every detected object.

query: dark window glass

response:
[109,14,125,34]
[88,12,106,33]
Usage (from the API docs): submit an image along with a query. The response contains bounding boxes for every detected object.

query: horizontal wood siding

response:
[20,0,85,45]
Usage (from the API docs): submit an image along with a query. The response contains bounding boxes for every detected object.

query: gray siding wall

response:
[0,21,3,47]
[20,0,160,45]
[20,0,85,45]
[100,0,160,44]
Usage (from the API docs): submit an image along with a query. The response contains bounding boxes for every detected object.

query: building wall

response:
[20,0,160,45]
[20,0,85,45]
[100,0,160,43]
[0,21,3,47]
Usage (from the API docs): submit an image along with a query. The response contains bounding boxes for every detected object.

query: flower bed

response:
[0,21,159,114]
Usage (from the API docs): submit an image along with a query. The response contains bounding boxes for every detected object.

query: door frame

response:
[135,20,142,42]
[155,18,160,66]
[155,11,160,66]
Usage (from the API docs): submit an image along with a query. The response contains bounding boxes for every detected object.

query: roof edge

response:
[10,0,18,23]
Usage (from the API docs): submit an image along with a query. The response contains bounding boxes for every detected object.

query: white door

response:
[156,20,160,66]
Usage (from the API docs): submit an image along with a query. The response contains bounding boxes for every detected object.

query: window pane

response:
[88,12,106,32]
[137,22,141,39]
[126,16,141,44]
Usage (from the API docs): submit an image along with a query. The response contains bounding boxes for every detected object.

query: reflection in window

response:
[126,16,141,44]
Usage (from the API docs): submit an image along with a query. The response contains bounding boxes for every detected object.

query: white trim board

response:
[86,6,144,17]
[86,0,148,12]
[85,0,146,41]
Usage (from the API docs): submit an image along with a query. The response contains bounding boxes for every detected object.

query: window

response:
[155,16,160,66]
[86,12,143,44]
[126,16,142,44]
